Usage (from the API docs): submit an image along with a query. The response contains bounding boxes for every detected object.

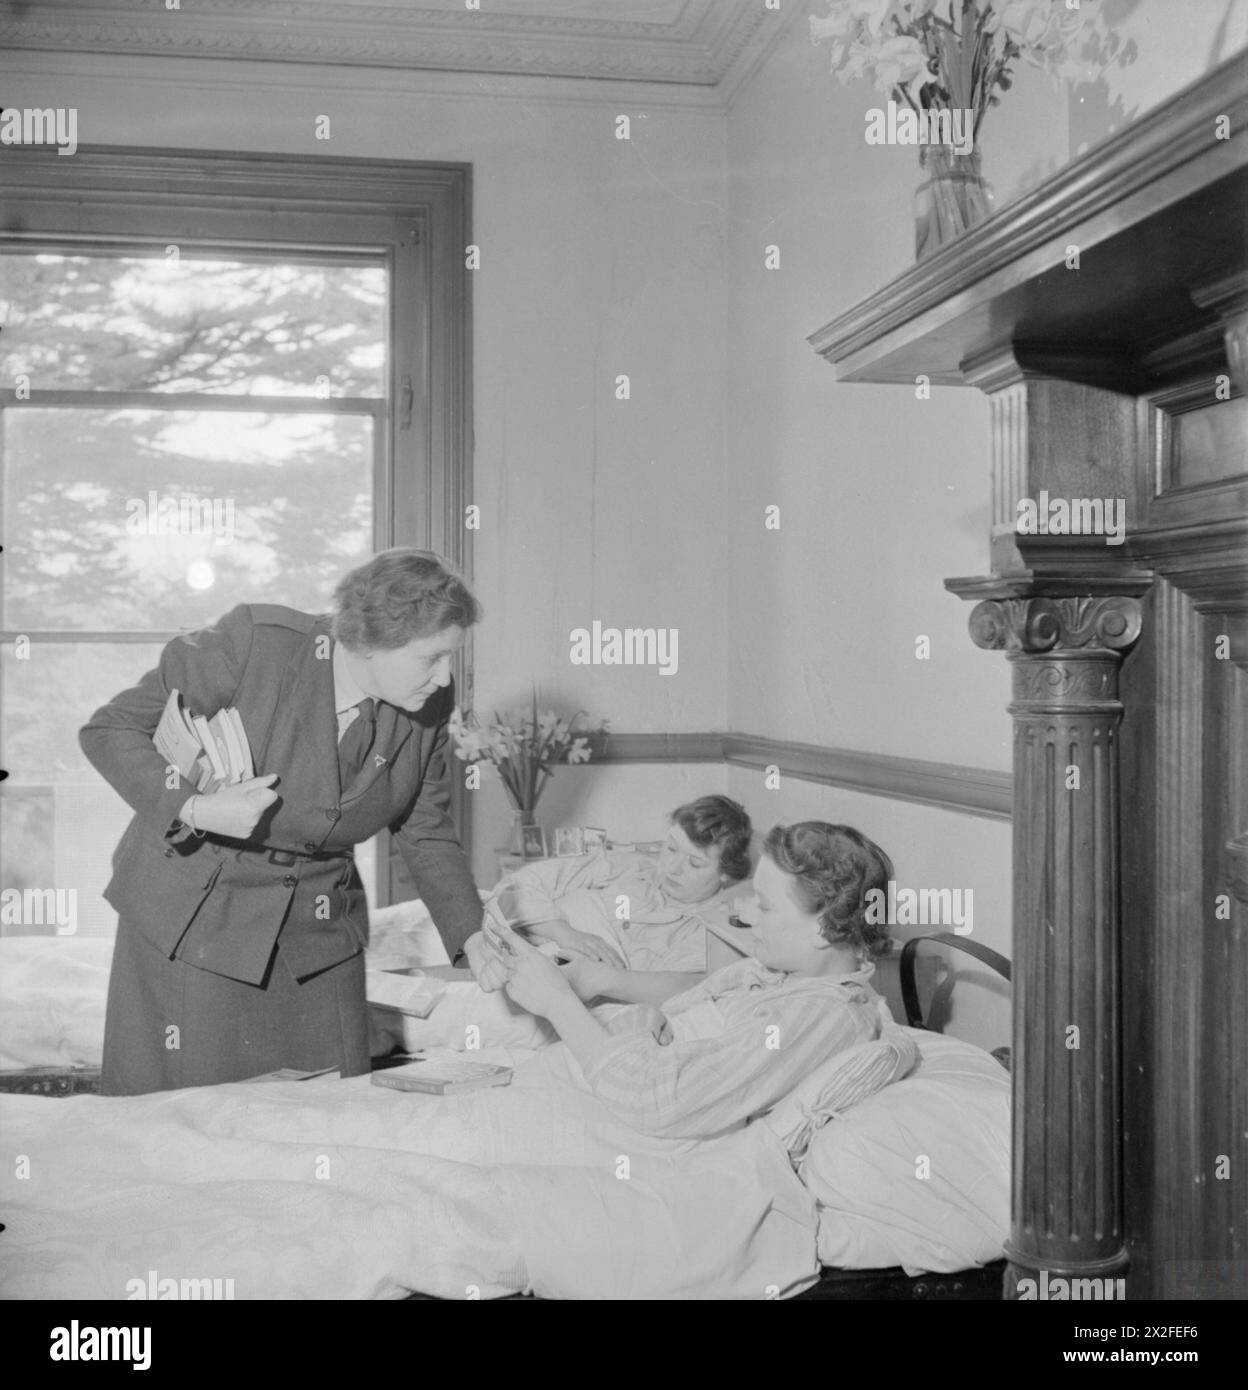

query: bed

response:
[0,915,1011,1300]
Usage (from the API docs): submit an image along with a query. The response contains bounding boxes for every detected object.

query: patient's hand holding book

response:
[488,886,624,967]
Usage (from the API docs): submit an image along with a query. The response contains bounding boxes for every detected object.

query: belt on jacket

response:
[252,845,355,867]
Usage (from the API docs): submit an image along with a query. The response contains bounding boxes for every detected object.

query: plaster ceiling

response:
[0,0,786,92]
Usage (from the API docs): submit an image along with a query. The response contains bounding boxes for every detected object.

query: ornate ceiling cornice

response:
[0,0,780,93]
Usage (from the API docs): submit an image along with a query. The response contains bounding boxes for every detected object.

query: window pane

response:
[2,406,373,630]
[2,236,392,934]
[0,252,386,397]
[1,642,380,938]
[2,643,164,937]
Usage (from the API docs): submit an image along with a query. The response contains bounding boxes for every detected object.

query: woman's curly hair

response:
[669,795,753,884]
[332,548,481,651]
[761,821,894,959]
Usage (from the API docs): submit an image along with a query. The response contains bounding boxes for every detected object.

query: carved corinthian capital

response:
[967,595,1142,655]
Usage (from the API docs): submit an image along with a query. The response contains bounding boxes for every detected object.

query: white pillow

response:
[366,898,452,968]
[760,1019,920,1161]
[801,1026,1010,1275]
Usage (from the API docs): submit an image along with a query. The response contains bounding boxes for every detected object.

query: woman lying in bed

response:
[465,819,898,1137]
[0,819,909,1301]
[377,794,754,1052]
[496,793,753,981]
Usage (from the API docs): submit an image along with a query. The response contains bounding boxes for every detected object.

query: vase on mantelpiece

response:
[913,144,995,261]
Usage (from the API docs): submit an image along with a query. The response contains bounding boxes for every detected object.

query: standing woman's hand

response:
[184,774,280,839]
[464,930,511,992]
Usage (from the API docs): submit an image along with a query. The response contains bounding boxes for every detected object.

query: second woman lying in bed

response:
[370,794,753,1052]
[495,793,753,988]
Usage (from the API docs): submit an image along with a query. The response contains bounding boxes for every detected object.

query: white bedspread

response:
[0,936,114,1070]
[0,1042,821,1301]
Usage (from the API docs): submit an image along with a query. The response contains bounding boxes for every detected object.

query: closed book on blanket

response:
[365,967,447,1018]
[371,1058,513,1095]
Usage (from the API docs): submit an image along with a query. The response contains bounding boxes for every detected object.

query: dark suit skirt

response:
[100,921,370,1096]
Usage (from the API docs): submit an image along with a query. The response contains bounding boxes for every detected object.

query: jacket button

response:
[304,842,317,853]
[164,848,174,858]
[282,874,297,888]
[325,808,341,822]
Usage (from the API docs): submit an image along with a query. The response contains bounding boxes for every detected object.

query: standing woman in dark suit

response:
[81,548,485,1096]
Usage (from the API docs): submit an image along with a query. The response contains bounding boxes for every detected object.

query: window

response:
[0,149,472,937]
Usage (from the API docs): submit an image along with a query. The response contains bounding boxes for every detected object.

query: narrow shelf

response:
[809,53,1248,390]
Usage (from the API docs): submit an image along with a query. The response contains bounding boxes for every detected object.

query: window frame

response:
[0,146,476,905]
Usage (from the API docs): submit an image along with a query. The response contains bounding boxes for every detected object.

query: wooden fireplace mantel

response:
[809,50,1248,1302]
[808,53,1248,392]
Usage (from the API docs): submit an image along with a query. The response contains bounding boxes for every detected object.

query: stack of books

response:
[154,688,254,794]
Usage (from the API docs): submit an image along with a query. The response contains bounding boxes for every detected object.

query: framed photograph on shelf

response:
[553,826,585,857]
[520,824,548,860]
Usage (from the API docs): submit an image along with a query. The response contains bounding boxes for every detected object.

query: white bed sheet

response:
[0,1040,821,1301]
[0,936,113,1071]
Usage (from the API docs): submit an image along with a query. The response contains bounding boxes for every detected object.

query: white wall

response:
[0,54,734,882]
[714,0,1246,1046]
[1070,0,1248,156]
[1,34,1030,1034]
[716,11,1075,1045]
[11,9,1235,1035]
[723,15,1071,774]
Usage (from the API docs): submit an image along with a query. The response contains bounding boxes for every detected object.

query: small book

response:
[364,967,447,1019]
[191,712,227,781]
[250,1066,340,1083]
[154,688,255,794]
[370,1058,514,1095]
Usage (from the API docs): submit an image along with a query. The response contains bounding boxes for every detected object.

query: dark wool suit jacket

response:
[79,603,483,985]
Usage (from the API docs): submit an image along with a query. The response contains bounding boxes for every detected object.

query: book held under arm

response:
[154,688,255,794]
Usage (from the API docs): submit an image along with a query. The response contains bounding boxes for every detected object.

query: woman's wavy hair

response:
[332,548,482,652]
[669,795,753,884]
[761,821,894,959]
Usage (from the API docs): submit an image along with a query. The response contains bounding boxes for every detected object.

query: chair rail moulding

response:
[598,732,1011,822]
[809,51,1248,1302]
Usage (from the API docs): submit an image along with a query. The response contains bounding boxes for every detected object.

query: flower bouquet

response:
[810,0,1133,257]
[448,692,608,847]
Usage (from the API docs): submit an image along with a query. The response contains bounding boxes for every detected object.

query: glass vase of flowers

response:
[448,692,608,854]
[810,0,1133,259]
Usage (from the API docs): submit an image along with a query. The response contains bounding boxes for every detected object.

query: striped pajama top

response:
[577,956,886,1140]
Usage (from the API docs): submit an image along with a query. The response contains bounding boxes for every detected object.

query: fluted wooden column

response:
[945,338,1151,1296]
[961,590,1142,1294]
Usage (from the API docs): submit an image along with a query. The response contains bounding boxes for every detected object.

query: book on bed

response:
[371,1058,513,1095]
[249,1066,341,1082]
[154,688,254,794]
[364,968,447,1018]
